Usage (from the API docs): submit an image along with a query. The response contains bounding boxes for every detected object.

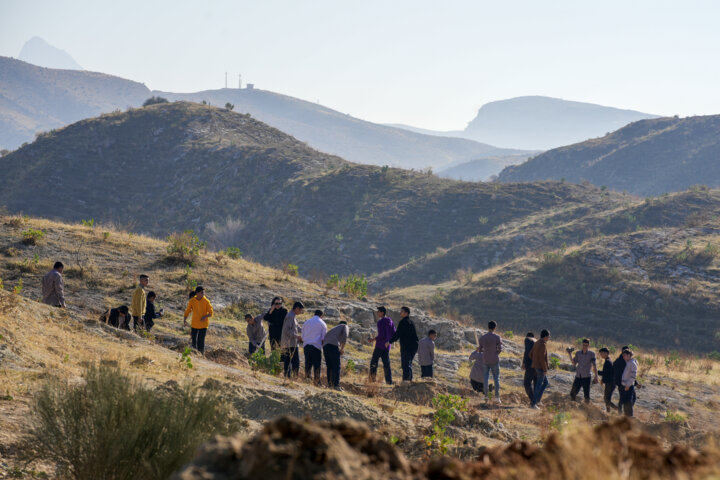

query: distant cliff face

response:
[18,36,83,70]
[463,96,657,150]
[498,115,720,196]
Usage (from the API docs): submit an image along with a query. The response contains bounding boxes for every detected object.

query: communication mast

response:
[224,72,228,89]
[238,74,241,89]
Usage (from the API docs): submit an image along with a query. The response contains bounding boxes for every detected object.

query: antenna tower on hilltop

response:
[225,72,227,89]
[238,74,241,89]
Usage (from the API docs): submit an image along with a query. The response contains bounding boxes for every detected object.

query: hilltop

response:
[0,101,612,278]
[498,115,720,196]
[18,36,83,70]
[0,58,525,169]
[463,96,658,150]
[1,213,719,479]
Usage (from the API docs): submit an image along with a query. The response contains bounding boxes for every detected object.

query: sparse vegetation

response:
[167,230,206,263]
[142,96,168,106]
[21,228,44,245]
[249,349,281,375]
[225,247,242,259]
[424,393,467,455]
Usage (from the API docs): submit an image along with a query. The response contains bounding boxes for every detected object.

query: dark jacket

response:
[389,317,419,352]
[144,301,162,329]
[601,358,614,384]
[613,354,626,387]
[264,307,288,345]
[522,337,535,369]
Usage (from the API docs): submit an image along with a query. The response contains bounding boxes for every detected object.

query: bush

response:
[167,230,206,263]
[550,356,561,370]
[142,96,168,107]
[249,349,281,375]
[225,102,234,111]
[29,364,236,480]
[283,263,299,277]
[424,394,467,455]
[225,247,242,259]
[22,228,45,245]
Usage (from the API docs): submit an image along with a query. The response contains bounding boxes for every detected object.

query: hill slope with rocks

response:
[462,96,658,150]
[1,213,719,479]
[0,101,613,277]
[498,115,720,196]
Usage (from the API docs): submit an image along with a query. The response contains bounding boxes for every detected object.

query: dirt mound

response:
[172,416,412,480]
[205,348,249,368]
[388,381,447,406]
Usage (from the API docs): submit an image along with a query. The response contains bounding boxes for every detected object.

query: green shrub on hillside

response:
[29,364,237,480]
[225,247,242,259]
[21,228,44,245]
[327,274,368,298]
[142,96,168,107]
[167,230,206,263]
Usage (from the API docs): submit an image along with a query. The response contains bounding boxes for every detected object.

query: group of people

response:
[40,263,640,414]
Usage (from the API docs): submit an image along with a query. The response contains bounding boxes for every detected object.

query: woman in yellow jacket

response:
[183,286,213,354]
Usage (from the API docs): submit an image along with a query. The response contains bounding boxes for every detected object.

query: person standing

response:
[41,261,66,308]
[417,330,437,378]
[264,297,287,351]
[620,349,638,417]
[302,310,327,385]
[478,321,503,402]
[598,347,616,412]
[522,332,537,406]
[246,313,267,355]
[388,306,419,382]
[568,339,599,403]
[143,291,163,332]
[469,347,485,394]
[368,306,396,385]
[131,274,149,331]
[183,286,213,354]
[613,345,629,414]
[280,301,304,378]
[323,321,349,390]
[530,329,551,409]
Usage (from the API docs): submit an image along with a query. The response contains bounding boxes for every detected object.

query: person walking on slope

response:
[143,291,163,332]
[619,349,638,417]
[478,321,503,403]
[264,297,287,351]
[323,320,349,390]
[246,313,266,355]
[42,261,66,308]
[522,332,537,405]
[302,310,327,385]
[613,345,629,414]
[530,329,551,409]
[568,338,599,403]
[469,346,485,394]
[131,274,149,331]
[368,306,396,385]
[388,306,419,382]
[281,301,304,378]
[417,330,437,378]
[183,286,213,354]
[598,347,617,412]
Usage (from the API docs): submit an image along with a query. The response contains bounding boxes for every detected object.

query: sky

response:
[1,0,719,131]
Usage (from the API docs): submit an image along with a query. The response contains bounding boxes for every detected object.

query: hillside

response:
[382,190,720,353]
[497,115,720,196]
[157,88,528,169]
[1,213,719,479]
[436,154,533,181]
[463,96,658,150]
[17,36,83,70]
[0,58,527,169]
[0,101,613,278]
[0,56,149,151]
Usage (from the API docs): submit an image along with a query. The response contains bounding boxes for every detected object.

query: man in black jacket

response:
[599,347,616,412]
[612,345,629,414]
[263,297,287,351]
[522,332,536,405]
[388,306,419,382]
[143,291,163,332]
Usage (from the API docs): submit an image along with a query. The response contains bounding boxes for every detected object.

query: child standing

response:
[417,330,437,378]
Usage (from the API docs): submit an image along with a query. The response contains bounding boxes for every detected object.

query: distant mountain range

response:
[497,115,720,196]
[18,36,83,70]
[0,56,525,170]
[390,96,659,151]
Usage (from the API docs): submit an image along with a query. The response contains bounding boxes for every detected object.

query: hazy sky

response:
[2,0,719,130]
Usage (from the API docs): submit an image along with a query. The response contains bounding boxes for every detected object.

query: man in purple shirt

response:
[478,320,503,403]
[367,306,396,384]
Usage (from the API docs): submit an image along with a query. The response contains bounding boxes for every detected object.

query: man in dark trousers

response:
[388,306,419,382]
[323,320,349,390]
[368,306,396,385]
[522,332,537,406]
[263,296,287,351]
[568,338,598,403]
[613,345,629,414]
[598,347,616,412]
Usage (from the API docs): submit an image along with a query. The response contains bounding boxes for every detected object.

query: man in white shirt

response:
[302,309,327,385]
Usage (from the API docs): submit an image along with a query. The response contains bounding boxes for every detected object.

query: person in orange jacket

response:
[183,286,213,354]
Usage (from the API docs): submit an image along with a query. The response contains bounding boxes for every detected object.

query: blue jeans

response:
[483,362,500,396]
[533,369,549,406]
[401,348,417,381]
